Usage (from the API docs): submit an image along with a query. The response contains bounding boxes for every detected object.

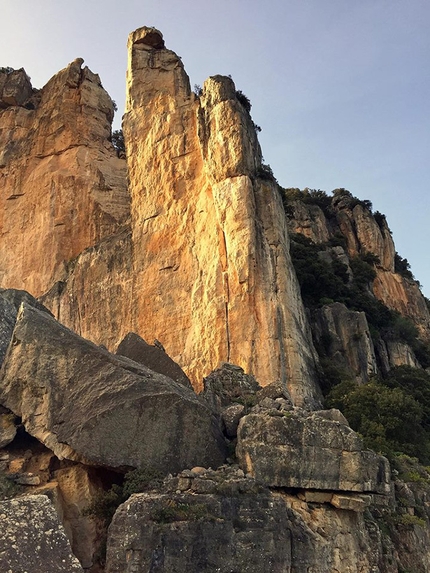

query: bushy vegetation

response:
[111,129,125,157]
[84,467,163,525]
[326,367,430,464]
[150,500,210,524]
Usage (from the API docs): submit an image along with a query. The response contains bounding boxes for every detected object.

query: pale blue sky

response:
[2,0,430,296]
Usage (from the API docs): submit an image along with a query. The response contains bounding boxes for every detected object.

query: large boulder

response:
[237,409,391,494]
[0,495,83,572]
[0,303,226,473]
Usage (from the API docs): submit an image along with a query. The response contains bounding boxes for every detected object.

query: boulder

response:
[202,363,261,412]
[116,331,192,389]
[236,409,391,494]
[0,495,83,572]
[0,67,34,108]
[0,303,225,473]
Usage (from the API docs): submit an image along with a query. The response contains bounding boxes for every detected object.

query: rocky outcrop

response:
[106,469,291,573]
[0,59,129,297]
[0,495,84,572]
[287,195,430,342]
[237,408,391,493]
[313,302,378,383]
[0,303,225,473]
[0,67,35,108]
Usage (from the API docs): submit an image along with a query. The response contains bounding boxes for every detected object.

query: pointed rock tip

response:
[129,26,165,49]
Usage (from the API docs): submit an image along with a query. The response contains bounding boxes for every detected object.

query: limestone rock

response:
[106,490,291,573]
[236,409,391,493]
[0,59,129,296]
[0,409,16,447]
[0,495,84,572]
[0,303,226,473]
[0,67,34,108]
[202,363,261,413]
[313,302,378,383]
[116,331,192,389]
[122,26,322,404]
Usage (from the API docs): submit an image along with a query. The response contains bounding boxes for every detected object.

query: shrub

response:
[150,501,209,524]
[326,379,430,463]
[193,84,203,97]
[394,253,415,280]
[235,90,251,113]
[111,129,125,156]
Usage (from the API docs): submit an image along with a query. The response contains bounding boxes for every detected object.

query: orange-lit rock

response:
[122,27,321,403]
[0,59,129,296]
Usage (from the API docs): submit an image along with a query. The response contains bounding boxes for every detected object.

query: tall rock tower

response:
[123,27,321,405]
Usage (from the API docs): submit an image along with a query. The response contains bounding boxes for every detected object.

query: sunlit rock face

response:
[0,59,129,297]
[123,27,321,404]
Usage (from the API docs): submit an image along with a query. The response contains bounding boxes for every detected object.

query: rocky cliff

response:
[1,26,430,573]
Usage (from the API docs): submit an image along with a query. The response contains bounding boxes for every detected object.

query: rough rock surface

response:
[116,331,192,389]
[237,408,391,493]
[106,487,291,572]
[121,26,321,403]
[0,303,225,473]
[0,495,84,572]
[313,302,378,383]
[0,67,34,108]
[0,59,129,296]
[287,197,430,342]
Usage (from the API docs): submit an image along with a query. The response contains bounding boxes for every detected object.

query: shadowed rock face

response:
[0,303,226,473]
[0,495,84,572]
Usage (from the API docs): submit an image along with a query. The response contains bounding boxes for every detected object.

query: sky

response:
[2,0,430,296]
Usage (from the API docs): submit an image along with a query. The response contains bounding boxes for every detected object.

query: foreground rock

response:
[0,495,84,572]
[0,303,225,473]
[237,408,391,493]
[106,472,291,573]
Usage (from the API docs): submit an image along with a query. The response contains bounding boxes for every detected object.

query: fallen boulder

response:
[0,303,226,473]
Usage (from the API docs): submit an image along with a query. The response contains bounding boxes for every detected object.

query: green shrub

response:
[326,379,429,462]
[150,501,209,524]
[111,129,125,156]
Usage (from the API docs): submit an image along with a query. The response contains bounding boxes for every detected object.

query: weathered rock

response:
[0,67,34,108]
[0,59,129,296]
[53,465,102,569]
[122,26,321,403]
[116,331,192,389]
[0,495,84,572]
[0,409,16,447]
[313,302,378,383]
[0,303,225,473]
[106,490,291,573]
[202,363,261,413]
[237,409,391,493]
[221,403,245,437]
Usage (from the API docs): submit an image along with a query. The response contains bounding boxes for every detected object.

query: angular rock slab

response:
[0,495,83,572]
[106,491,291,573]
[0,303,225,473]
[116,331,192,390]
[237,409,391,494]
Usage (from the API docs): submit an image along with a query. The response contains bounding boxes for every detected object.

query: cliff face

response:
[121,27,320,401]
[0,61,129,297]
[2,25,430,573]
